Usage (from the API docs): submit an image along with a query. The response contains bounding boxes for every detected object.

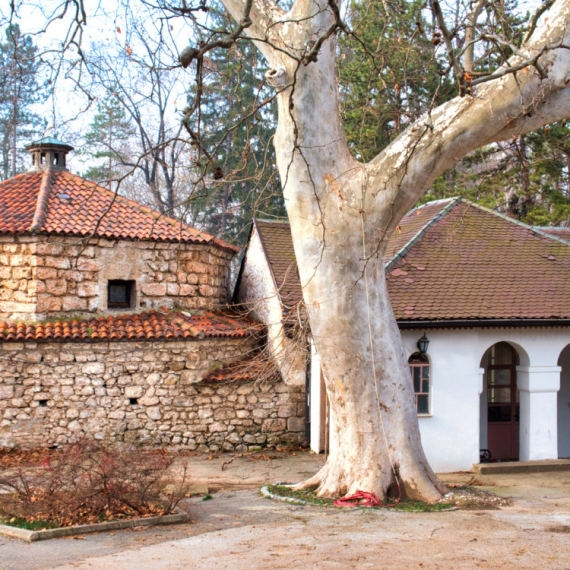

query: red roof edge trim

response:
[0,310,261,343]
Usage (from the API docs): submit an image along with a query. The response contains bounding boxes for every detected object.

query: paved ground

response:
[1,452,569,569]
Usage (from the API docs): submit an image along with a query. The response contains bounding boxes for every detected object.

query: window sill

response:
[417,413,433,418]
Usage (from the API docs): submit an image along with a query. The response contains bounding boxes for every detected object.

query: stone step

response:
[473,459,570,475]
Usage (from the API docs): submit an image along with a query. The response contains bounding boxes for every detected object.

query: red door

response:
[487,343,519,461]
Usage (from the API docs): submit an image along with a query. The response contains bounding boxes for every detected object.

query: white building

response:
[235,198,570,472]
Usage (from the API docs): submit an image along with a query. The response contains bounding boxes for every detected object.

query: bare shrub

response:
[0,438,189,527]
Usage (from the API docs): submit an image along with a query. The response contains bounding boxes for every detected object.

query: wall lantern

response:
[417,333,430,355]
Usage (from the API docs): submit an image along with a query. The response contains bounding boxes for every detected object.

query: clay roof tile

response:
[0,310,262,344]
[0,171,238,253]
[254,198,570,323]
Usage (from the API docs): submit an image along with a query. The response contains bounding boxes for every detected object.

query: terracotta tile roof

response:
[0,310,261,343]
[254,219,303,309]
[0,171,238,252]
[534,227,570,242]
[385,199,456,260]
[387,200,570,321]
[251,199,570,323]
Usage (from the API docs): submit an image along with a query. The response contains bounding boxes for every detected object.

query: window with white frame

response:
[409,352,430,414]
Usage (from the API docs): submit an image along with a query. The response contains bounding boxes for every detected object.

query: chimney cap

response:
[25,137,75,152]
[26,137,74,172]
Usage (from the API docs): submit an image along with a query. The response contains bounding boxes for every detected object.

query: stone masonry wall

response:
[0,338,306,451]
[0,235,234,321]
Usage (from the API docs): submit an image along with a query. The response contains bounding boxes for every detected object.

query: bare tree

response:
[85,17,189,215]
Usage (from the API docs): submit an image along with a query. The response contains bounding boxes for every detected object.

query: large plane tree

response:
[176,0,570,502]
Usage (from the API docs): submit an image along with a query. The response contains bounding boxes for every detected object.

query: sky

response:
[0,0,198,173]
[0,0,546,173]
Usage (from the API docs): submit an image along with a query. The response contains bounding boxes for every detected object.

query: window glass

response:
[109,284,128,304]
[489,342,518,365]
[417,395,429,414]
[409,352,430,415]
[488,405,512,422]
[488,387,511,403]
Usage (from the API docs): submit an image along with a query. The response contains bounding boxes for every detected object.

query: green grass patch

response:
[266,485,454,512]
[1,517,60,531]
[391,499,453,512]
[266,484,336,506]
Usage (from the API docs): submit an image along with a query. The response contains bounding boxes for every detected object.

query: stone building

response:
[0,137,235,321]
[0,138,305,450]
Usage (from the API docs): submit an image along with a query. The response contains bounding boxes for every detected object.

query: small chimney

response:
[25,137,74,173]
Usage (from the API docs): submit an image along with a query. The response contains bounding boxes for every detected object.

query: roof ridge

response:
[385,197,461,269]
[463,200,570,246]
[29,171,52,234]
[532,225,570,229]
[254,217,290,224]
[401,197,458,218]
[0,171,35,186]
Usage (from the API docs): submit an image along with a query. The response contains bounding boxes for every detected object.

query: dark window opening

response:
[38,399,48,407]
[129,398,138,405]
[108,280,135,309]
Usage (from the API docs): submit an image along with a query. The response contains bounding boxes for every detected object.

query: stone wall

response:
[0,235,234,321]
[0,338,306,451]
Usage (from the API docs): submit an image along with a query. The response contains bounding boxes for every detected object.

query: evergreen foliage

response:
[187,2,285,245]
[338,0,455,161]
[0,24,46,180]
[337,0,570,227]
[82,95,135,187]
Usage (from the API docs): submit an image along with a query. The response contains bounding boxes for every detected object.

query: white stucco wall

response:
[401,329,482,472]
[308,326,570,472]
[235,226,306,387]
[399,327,570,472]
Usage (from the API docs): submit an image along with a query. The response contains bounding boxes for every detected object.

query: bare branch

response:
[464,0,487,73]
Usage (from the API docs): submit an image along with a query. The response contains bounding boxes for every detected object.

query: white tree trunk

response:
[219,0,570,500]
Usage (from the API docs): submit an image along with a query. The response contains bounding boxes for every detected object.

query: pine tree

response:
[338,0,455,161]
[82,95,135,187]
[187,2,285,244]
[0,24,46,179]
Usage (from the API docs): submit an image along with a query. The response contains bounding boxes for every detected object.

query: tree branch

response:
[522,0,556,47]
[465,0,487,73]
[180,0,255,67]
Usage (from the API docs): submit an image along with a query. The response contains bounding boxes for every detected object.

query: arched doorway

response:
[482,342,520,461]
[558,345,570,458]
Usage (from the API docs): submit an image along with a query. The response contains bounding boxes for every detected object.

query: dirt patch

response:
[547,525,570,533]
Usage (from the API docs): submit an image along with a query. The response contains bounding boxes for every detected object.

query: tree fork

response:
[213,0,570,501]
